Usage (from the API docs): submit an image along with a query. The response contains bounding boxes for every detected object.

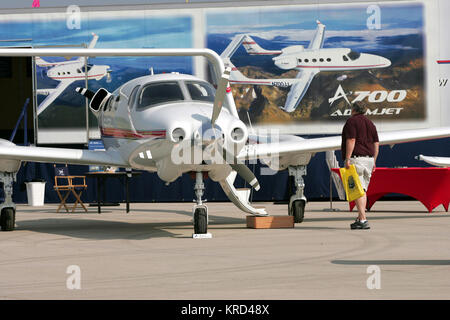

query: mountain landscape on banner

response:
[207,3,425,124]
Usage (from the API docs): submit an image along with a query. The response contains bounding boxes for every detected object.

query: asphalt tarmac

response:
[0,200,449,299]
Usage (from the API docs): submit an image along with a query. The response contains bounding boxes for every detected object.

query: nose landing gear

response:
[192,171,210,237]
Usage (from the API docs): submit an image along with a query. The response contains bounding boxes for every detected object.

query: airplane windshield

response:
[128,85,140,109]
[186,81,215,102]
[348,51,361,61]
[138,81,184,109]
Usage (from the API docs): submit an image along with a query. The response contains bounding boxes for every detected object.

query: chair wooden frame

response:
[54,165,88,213]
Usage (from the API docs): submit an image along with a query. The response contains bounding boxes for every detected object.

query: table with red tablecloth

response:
[331,167,450,212]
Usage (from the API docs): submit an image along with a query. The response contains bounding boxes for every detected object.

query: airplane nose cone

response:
[384,57,392,67]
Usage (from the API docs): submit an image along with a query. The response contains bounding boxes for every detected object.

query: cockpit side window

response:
[348,51,361,61]
[128,85,140,109]
[103,96,112,112]
[137,81,184,109]
[185,81,215,102]
[343,55,349,62]
[81,64,93,73]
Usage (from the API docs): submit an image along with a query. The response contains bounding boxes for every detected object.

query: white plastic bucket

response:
[25,182,46,206]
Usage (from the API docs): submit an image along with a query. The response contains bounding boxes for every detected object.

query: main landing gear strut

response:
[288,165,307,223]
[193,171,208,234]
[0,172,16,231]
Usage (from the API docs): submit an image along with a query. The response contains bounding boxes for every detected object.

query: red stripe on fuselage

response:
[101,128,166,139]
[296,64,386,69]
[51,73,105,80]
[229,80,272,84]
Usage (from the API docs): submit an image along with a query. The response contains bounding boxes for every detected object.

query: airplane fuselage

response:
[98,73,248,183]
[47,62,110,81]
[273,47,391,71]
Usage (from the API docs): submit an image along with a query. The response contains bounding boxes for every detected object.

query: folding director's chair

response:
[53,164,88,213]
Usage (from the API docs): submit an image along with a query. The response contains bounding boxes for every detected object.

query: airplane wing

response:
[417,155,450,167]
[224,58,302,87]
[0,139,127,167]
[282,69,319,112]
[37,80,73,116]
[238,127,450,161]
[308,20,326,50]
[76,33,99,64]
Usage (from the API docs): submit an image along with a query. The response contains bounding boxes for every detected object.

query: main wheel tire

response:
[194,207,207,234]
[0,207,15,231]
[290,200,305,223]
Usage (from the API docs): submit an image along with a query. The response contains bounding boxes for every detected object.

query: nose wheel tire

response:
[194,207,208,234]
[289,200,305,223]
[0,207,16,231]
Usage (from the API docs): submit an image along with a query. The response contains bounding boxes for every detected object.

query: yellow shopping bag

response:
[339,164,365,202]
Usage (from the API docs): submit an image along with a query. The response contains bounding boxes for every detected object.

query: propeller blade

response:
[211,67,231,127]
[75,87,95,99]
[231,163,260,191]
[221,145,260,191]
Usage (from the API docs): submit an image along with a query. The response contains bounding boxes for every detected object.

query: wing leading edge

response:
[282,69,319,112]
[37,80,73,116]
[238,127,450,161]
[0,142,127,167]
[308,21,326,50]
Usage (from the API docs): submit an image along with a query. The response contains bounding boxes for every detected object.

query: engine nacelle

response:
[155,158,182,183]
[273,56,297,70]
[281,45,304,55]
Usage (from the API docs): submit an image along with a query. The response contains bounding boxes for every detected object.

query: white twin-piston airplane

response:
[0,47,449,234]
[35,33,112,116]
[222,21,392,112]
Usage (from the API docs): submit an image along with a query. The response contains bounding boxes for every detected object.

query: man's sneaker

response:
[350,219,370,230]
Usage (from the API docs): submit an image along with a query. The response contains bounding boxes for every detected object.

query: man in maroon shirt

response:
[341,102,379,229]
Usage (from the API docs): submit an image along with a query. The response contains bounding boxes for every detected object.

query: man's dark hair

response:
[351,102,366,114]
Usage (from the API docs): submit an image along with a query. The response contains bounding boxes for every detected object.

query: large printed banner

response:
[207,2,426,128]
[437,0,450,126]
[0,0,446,143]
[0,11,193,144]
